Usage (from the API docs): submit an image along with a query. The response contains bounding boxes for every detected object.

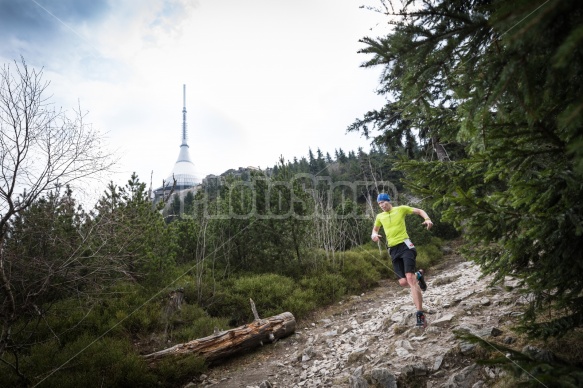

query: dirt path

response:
[189,244,526,387]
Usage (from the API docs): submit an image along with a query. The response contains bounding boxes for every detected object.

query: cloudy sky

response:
[0,0,388,199]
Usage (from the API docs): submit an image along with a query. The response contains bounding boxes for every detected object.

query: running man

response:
[371,193,433,327]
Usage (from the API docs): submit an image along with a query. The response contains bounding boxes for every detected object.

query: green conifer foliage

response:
[354,0,583,337]
[92,173,176,286]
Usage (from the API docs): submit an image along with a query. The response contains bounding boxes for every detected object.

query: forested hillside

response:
[1,0,582,387]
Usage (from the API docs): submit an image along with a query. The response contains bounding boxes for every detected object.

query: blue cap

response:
[377,193,390,202]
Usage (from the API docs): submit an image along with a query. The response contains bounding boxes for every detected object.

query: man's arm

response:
[413,208,433,230]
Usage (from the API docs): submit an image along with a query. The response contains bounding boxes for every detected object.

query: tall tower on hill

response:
[153,85,199,201]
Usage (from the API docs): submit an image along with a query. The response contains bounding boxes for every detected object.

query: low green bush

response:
[85,282,165,335]
[232,273,296,317]
[19,336,157,388]
[340,251,381,292]
[299,273,347,305]
[205,274,298,325]
[203,289,249,326]
[172,313,230,343]
[416,241,443,270]
[21,286,165,350]
[300,248,341,276]
[116,300,164,334]
[153,354,206,387]
[282,288,317,319]
[357,243,393,278]
[28,298,111,343]
[164,302,209,328]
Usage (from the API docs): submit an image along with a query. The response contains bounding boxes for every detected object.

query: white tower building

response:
[153,85,199,201]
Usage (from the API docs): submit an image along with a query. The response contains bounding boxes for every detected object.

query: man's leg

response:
[405,272,423,311]
[402,250,427,327]
[394,259,423,308]
[401,249,422,310]
[392,253,408,288]
[393,247,424,310]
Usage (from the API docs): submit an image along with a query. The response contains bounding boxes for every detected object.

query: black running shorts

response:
[389,242,417,279]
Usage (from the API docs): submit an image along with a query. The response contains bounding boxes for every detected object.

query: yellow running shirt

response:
[374,205,414,247]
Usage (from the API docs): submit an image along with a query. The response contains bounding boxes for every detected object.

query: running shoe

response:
[416,269,427,292]
[416,311,427,328]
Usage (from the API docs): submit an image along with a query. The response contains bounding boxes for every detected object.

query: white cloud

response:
[1,0,389,201]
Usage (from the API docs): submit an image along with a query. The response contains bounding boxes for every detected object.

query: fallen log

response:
[143,310,296,364]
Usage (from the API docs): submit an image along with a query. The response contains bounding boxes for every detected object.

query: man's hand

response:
[422,219,433,230]
[371,233,380,242]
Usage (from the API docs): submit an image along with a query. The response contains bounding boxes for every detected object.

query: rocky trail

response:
[190,244,537,388]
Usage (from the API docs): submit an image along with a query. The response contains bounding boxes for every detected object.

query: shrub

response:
[283,288,317,319]
[175,265,229,307]
[0,357,22,387]
[232,274,296,317]
[357,243,393,278]
[203,289,249,326]
[22,336,157,388]
[85,282,165,335]
[171,312,230,343]
[117,300,164,334]
[25,286,165,349]
[299,273,348,305]
[298,248,342,277]
[153,354,206,387]
[340,251,381,292]
[416,242,443,270]
[205,274,298,325]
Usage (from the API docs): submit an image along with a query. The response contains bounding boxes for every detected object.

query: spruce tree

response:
[354,0,583,337]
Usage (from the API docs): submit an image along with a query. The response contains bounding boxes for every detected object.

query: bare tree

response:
[0,58,114,356]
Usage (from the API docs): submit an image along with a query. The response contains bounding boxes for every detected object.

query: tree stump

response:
[143,311,296,364]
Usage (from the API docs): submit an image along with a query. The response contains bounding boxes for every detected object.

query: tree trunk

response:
[432,136,450,161]
[143,312,296,364]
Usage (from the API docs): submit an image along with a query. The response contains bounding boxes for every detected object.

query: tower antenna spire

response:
[152,83,198,201]
[182,84,187,145]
